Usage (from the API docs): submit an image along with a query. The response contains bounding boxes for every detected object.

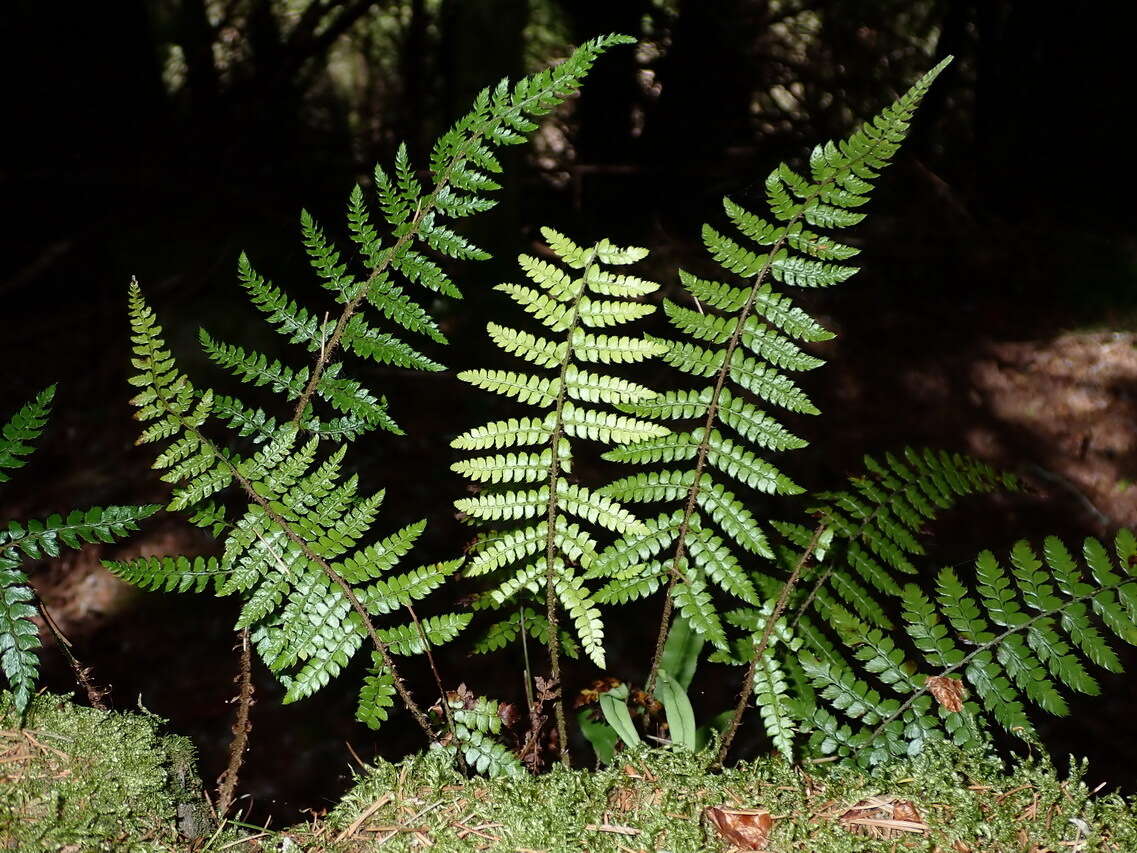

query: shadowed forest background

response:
[3,0,1137,822]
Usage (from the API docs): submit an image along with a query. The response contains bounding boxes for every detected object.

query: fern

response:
[112,36,635,752]
[110,286,469,728]
[593,59,954,689]
[432,688,526,778]
[453,229,668,758]
[0,387,158,712]
[797,531,1137,767]
[200,34,635,443]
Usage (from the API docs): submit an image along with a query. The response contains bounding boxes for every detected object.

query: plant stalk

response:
[714,523,825,768]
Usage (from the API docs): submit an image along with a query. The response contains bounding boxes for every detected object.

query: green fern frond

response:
[0,388,159,713]
[454,230,666,687]
[798,530,1137,767]
[0,386,53,483]
[215,36,636,437]
[593,60,952,693]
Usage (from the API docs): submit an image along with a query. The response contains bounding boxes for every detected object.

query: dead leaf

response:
[704,806,773,850]
[926,675,967,712]
[839,796,927,839]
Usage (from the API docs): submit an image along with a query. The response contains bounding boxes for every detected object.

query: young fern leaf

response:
[798,531,1137,767]
[433,689,526,778]
[113,284,465,733]
[454,229,668,760]
[199,35,635,443]
[0,387,159,712]
[593,58,953,692]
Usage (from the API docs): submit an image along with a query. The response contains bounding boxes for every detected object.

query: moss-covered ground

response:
[4,693,1137,851]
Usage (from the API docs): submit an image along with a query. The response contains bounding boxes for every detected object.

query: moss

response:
[0,692,211,852]
[314,742,1137,852]
[6,694,1137,852]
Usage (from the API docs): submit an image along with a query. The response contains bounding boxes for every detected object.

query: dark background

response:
[3,0,1137,822]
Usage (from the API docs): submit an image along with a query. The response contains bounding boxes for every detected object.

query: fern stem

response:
[539,248,599,767]
[405,602,456,739]
[215,628,254,819]
[714,523,825,767]
[518,604,535,708]
[36,597,108,711]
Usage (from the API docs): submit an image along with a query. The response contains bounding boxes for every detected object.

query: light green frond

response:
[495,283,574,331]
[571,330,670,364]
[600,431,697,465]
[518,254,577,301]
[556,482,644,535]
[487,322,567,368]
[584,266,658,297]
[578,295,655,328]
[564,365,655,405]
[456,369,559,407]
[452,449,558,484]
[619,388,712,421]
[456,487,548,522]
[560,403,669,444]
[451,416,553,451]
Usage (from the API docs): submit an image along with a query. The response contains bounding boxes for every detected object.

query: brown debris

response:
[927,675,967,712]
[704,806,774,850]
[838,795,928,839]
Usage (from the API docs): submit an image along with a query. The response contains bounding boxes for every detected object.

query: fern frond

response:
[595,60,952,700]
[0,386,53,483]
[797,530,1137,766]
[454,230,666,692]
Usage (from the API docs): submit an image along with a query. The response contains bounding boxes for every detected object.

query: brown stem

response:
[215,628,254,819]
[37,598,108,711]
[714,523,825,768]
[405,603,455,738]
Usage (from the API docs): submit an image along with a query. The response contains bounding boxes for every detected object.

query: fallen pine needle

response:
[585,823,641,836]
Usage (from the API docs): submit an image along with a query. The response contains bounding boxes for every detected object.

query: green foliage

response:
[0,388,158,712]
[202,34,635,443]
[113,285,471,718]
[797,530,1137,767]
[591,59,953,661]
[455,229,669,670]
[433,689,526,778]
[111,36,636,738]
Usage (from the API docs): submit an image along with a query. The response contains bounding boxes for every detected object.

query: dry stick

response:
[215,628,254,819]
[540,252,596,767]
[36,598,108,710]
[714,523,826,768]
